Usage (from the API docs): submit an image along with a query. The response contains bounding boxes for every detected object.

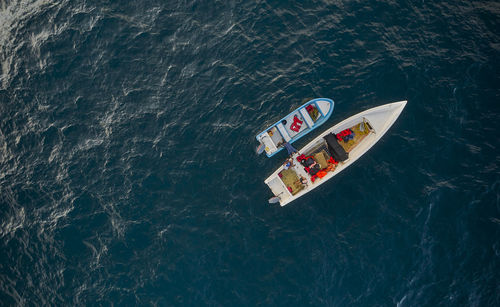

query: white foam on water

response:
[0,204,25,239]
[0,0,73,89]
[0,0,52,88]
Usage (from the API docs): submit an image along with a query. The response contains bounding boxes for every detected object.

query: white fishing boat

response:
[265,101,407,206]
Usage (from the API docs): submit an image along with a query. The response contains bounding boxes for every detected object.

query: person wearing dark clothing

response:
[283,142,298,156]
[300,157,320,175]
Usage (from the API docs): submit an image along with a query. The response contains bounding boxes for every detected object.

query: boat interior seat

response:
[299,108,315,128]
[267,126,285,146]
[276,123,291,142]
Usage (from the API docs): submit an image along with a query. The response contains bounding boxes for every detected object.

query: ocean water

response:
[0,0,499,305]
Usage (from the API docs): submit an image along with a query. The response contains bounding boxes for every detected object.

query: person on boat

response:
[299,156,320,176]
[300,156,317,168]
[283,158,294,170]
[296,154,322,182]
[293,175,308,187]
[282,142,298,156]
[307,164,321,176]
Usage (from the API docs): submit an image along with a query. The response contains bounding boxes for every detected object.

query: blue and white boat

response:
[256,98,334,157]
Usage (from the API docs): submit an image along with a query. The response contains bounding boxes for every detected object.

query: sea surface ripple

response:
[0,0,499,305]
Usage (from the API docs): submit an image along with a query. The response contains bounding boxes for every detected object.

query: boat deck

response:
[338,121,371,153]
[277,121,373,193]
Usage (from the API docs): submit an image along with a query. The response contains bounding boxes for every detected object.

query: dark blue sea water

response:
[1,0,499,306]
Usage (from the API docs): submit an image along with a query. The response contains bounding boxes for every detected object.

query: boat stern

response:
[264,172,293,206]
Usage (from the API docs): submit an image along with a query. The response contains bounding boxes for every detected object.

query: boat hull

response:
[265,101,407,206]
